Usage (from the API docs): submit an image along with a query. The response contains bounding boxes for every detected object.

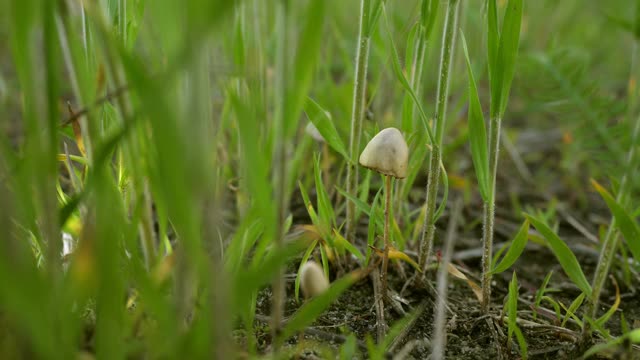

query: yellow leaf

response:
[387,246,421,272]
[447,263,483,303]
[291,224,323,244]
[596,276,620,327]
[322,242,335,262]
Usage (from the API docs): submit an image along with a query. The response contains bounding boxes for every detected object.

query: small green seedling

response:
[359,127,408,297]
[507,272,528,359]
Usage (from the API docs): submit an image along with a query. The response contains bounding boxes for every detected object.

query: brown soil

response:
[251,135,640,359]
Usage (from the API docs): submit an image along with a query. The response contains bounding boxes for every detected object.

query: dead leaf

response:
[447,263,483,303]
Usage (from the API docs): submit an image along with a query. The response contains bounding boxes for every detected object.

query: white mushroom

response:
[359,127,408,179]
[300,261,329,298]
[359,127,409,297]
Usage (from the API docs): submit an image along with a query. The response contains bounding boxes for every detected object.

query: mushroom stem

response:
[381,175,392,298]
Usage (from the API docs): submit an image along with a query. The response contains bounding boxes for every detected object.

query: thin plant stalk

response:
[346,0,371,246]
[271,0,288,348]
[397,22,427,210]
[381,175,392,296]
[584,40,640,336]
[409,26,428,130]
[475,0,524,314]
[418,0,460,276]
[431,197,462,360]
[480,115,501,312]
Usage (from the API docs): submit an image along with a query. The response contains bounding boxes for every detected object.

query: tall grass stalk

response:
[407,0,438,131]
[585,39,640,336]
[475,0,523,313]
[417,0,460,276]
[346,0,372,246]
[479,116,501,312]
[398,0,439,208]
[271,0,289,347]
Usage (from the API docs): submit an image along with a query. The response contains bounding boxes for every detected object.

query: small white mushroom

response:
[359,127,409,298]
[300,261,329,298]
[359,127,408,179]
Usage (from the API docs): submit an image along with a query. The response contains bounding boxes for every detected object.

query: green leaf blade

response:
[487,0,500,118]
[591,179,640,261]
[496,0,524,117]
[491,220,529,275]
[461,32,490,202]
[304,97,349,161]
[285,0,327,137]
[525,214,592,295]
[314,154,336,242]
[382,6,436,145]
[507,272,519,342]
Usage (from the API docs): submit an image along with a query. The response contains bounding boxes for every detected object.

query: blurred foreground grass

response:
[0,0,638,359]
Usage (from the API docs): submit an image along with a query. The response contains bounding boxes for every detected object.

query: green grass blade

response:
[400,132,429,201]
[93,169,127,360]
[337,186,372,217]
[433,162,449,220]
[382,6,435,144]
[340,334,358,359]
[337,186,384,235]
[513,326,528,360]
[561,293,585,327]
[461,32,490,202]
[487,0,499,117]
[421,0,440,39]
[383,302,425,351]
[583,329,640,358]
[280,271,358,341]
[367,0,385,37]
[314,153,336,238]
[230,92,274,229]
[490,220,529,275]
[225,218,264,275]
[304,97,349,161]
[591,179,640,261]
[285,0,326,137]
[507,272,529,358]
[298,181,322,233]
[595,280,620,327]
[496,0,524,117]
[635,0,640,38]
[507,271,518,343]
[525,214,592,295]
[334,230,365,261]
[533,270,553,319]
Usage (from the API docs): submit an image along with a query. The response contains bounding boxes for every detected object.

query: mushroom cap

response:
[305,122,325,142]
[300,261,329,298]
[359,127,408,179]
